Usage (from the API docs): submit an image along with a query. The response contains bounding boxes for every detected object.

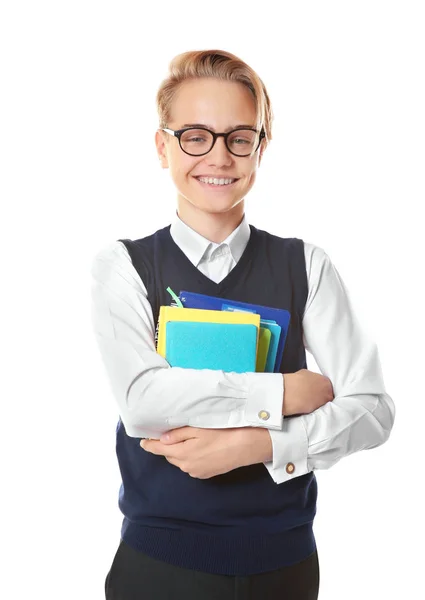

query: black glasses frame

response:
[161,126,266,157]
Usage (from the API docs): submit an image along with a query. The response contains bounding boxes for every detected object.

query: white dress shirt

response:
[90,213,395,484]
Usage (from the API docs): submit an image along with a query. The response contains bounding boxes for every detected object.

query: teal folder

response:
[260,320,282,372]
[165,321,258,373]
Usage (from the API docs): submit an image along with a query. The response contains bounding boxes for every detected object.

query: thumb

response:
[160,426,197,444]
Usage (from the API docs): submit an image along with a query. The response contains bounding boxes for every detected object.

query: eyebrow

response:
[180,123,255,132]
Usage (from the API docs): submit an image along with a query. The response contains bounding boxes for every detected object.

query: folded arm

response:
[261,243,395,484]
[90,241,284,439]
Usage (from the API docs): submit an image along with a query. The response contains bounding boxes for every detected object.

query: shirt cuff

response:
[243,372,283,430]
[262,416,309,484]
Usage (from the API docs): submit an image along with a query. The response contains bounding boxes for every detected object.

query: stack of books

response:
[156,290,290,373]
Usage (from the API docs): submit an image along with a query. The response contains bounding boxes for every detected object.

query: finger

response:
[140,440,160,454]
[161,427,199,444]
[141,440,184,460]
[166,456,192,476]
[165,456,181,467]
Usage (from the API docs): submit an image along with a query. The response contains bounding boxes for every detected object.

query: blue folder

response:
[165,321,258,373]
[179,291,291,372]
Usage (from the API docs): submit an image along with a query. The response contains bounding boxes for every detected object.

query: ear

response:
[155,130,169,168]
[258,140,266,167]
[258,150,264,168]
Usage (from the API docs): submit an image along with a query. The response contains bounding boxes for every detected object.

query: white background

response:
[1,1,423,598]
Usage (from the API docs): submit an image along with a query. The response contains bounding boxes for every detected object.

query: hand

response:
[140,426,253,479]
[283,369,334,416]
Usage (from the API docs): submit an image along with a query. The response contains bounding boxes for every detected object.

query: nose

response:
[207,135,233,165]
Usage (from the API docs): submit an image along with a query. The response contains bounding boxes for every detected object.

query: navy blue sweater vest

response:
[115,223,317,576]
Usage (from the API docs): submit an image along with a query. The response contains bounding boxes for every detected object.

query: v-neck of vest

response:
[166,224,257,294]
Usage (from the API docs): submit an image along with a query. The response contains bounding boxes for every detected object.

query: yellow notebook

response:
[157,305,261,359]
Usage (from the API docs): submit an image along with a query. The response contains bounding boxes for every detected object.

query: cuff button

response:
[286,462,295,474]
[258,410,270,420]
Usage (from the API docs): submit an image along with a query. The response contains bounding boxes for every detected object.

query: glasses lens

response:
[227,129,258,156]
[180,129,214,155]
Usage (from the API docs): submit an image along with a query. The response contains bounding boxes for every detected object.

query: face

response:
[155,78,265,226]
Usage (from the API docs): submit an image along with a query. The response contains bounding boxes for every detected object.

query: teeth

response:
[197,177,235,186]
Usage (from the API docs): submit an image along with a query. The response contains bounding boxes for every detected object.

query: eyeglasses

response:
[160,126,266,157]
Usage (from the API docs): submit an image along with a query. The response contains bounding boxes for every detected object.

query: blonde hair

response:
[156,49,274,159]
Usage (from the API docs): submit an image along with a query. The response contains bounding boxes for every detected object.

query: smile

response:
[193,176,239,190]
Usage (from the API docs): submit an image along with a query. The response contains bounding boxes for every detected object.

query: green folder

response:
[256,327,271,372]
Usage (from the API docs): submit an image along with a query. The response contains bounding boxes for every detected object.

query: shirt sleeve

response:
[262,243,396,485]
[90,241,284,439]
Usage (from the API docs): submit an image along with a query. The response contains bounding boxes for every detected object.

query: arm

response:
[90,241,284,439]
[259,243,395,484]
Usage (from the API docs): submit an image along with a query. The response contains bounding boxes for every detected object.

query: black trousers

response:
[105,539,320,600]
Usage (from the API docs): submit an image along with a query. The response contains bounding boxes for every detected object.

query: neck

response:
[176,198,245,244]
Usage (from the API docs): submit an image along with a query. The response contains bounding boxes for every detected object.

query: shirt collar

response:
[170,211,251,267]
